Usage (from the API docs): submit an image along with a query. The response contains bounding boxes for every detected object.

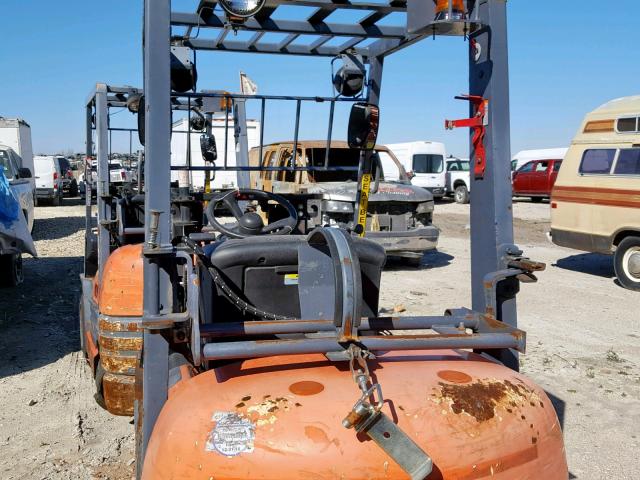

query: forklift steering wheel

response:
[206,189,299,239]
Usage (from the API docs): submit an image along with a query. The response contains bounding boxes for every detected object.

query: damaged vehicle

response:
[249,141,439,260]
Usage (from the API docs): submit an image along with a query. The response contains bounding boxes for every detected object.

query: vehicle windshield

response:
[306,148,361,182]
[0,150,15,180]
[108,163,123,170]
[413,154,444,174]
[305,148,400,183]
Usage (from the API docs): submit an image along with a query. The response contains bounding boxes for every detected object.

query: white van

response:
[171,116,260,191]
[34,156,64,206]
[511,148,568,173]
[386,141,447,198]
[550,95,640,291]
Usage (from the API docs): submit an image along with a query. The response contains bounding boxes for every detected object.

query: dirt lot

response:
[0,199,638,479]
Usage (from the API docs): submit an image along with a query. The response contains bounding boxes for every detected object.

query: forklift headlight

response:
[416,201,434,214]
[324,201,354,214]
[219,0,266,19]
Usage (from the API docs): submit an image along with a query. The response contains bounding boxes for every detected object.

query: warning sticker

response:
[284,273,299,285]
[206,412,255,457]
[357,173,372,236]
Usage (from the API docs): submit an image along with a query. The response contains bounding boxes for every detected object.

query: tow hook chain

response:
[341,345,434,480]
[342,345,383,432]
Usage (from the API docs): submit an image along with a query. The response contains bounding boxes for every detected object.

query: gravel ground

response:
[0,197,638,479]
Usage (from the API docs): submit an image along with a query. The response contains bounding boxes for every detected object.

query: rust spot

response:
[295,402,302,407]
[242,395,252,402]
[102,353,138,375]
[289,381,325,396]
[437,370,473,384]
[235,402,245,408]
[398,405,405,411]
[436,379,538,423]
[268,406,278,413]
[98,335,143,352]
[102,373,135,416]
[531,437,538,444]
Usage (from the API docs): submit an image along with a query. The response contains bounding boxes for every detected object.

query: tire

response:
[69,180,79,197]
[530,197,543,203]
[0,254,24,287]
[79,295,87,358]
[94,360,107,410]
[454,185,470,204]
[52,192,61,206]
[614,236,640,291]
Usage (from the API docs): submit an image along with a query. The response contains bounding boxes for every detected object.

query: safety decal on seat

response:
[206,412,255,457]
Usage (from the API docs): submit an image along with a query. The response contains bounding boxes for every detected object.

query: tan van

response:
[550,96,640,290]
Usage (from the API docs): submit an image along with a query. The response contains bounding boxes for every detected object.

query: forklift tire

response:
[614,236,640,291]
[94,360,107,410]
[79,295,87,358]
[0,254,24,288]
[454,185,470,204]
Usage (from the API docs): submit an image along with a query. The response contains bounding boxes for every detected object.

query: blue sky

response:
[0,1,638,158]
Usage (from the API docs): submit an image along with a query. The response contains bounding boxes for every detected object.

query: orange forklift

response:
[80,1,569,478]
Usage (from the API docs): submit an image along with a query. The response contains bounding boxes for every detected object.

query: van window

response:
[614,148,640,175]
[579,149,616,175]
[553,161,562,172]
[617,117,639,133]
[413,154,443,174]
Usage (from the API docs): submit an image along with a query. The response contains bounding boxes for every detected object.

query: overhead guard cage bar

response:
[137,0,516,471]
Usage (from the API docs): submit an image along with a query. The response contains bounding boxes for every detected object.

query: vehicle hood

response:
[301,181,434,203]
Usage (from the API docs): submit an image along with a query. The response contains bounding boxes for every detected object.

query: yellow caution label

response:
[284,273,299,285]
[357,173,371,237]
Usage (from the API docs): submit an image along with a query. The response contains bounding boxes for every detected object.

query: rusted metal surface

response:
[142,351,568,479]
[99,316,142,332]
[99,334,143,352]
[101,352,139,375]
[433,378,542,423]
[103,372,135,416]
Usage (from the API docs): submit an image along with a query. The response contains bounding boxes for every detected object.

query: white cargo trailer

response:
[0,117,35,190]
[171,116,260,191]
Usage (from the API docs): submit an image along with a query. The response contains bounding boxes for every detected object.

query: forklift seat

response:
[205,234,386,320]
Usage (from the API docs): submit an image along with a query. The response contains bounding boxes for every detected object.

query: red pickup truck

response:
[512,158,562,202]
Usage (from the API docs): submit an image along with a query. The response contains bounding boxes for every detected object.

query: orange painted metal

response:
[93,244,145,416]
[143,350,567,479]
[98,244,144,317]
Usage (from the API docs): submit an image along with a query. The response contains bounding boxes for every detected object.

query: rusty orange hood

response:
[143,350,567,479]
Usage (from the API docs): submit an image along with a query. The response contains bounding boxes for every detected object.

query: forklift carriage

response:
[79,1,568,479]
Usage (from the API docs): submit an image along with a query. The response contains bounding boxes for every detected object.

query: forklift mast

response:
[118,0,525,469]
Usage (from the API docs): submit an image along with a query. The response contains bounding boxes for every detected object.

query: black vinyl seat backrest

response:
[203,235,385,322]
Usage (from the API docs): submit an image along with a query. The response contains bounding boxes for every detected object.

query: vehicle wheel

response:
[0,254,24,287]
[614,236,640,291]
[94,360,107,410]
[454,185,470,204]
[69,180,79,197]
[79,295,87,358]
[530,197,543,203]
[52,193,61,206]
